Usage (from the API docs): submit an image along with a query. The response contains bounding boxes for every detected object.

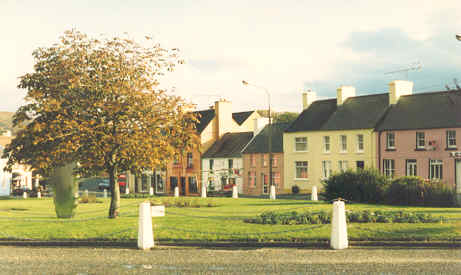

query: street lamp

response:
[242,80,273,190]
[456,34,461,41]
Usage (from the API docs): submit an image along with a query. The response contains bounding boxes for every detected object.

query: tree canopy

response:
[3,30,199,218]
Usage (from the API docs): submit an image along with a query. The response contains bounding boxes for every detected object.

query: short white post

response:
[37,191,41,199]
[330,200,348,250]
[23,192,27,199]
[269,185,276,200]
[137,202,154,250]
[74,191,79,198]
[201,184,207,198]
[232,185,238,199]
[84,189,89,197]
[149,187,154,196]
[125,186,130,195]
[311,186,318,201]
[103,189,107,198]
[174,186,179,197]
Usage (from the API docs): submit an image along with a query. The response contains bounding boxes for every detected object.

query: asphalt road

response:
[1,245,461,274]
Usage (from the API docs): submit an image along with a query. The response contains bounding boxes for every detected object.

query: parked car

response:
[97,179,110,191]
[97,176,127,192]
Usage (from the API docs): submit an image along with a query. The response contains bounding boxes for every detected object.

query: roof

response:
[194,109,215,134]
[232,111,254,125]
[202,132,253,158]
[321,93,389,130]
[242,122,290,154]
[285,99,337,132]
[375,90,461,131]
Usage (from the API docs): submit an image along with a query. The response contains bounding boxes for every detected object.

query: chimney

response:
[336,86,356,106]
[302,90,317,110]
[253,117,269,136]
[389,80,413,105]
[214,99,233,137]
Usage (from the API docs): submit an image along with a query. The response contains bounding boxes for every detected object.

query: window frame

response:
[338,160,348,172]
[321,160,332,179]
[386,132,395,150]
[250,154,256,167]
[429,159,443,180]
[416,132,425,149]
[357,134,364,152]
[447,130,457,148]
[340,135,347,153]
[383,159,395,178]
[294,137,308,152]
[323,136,331,153]
[406,159,417,177]
[295,161,308,179]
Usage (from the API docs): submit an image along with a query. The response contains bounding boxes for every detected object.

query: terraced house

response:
[375,85,461,198]
[160,99,261,196]
[283,82,405,193]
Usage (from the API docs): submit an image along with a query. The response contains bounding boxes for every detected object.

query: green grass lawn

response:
[1,197,460,242]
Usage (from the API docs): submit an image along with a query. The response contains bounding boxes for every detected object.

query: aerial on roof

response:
[242,122,290,154]
[375,90,461,131]
[202,132,253,158]
[193,109,256,134]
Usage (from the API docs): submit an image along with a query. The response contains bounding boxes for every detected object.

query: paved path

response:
[1,245,461,274]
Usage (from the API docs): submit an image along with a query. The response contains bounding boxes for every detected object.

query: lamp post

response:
[242,80,273,191]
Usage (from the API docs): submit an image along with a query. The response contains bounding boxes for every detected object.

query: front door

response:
[456,160,461,194]
[356,161,364,171]
[180,177,186,195]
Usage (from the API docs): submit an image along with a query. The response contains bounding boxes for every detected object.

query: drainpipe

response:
[378,131,382,172]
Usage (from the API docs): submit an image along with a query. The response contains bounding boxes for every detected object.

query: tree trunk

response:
[108,165,120,218]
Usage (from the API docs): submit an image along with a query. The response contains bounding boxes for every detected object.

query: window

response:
[272,155,278,167]
[170,177,178,190]
[429,160,443,180]
[295,161,308,179]
[186,152,193,168]
[228,159,233,169]
[248,171,256,187]
[447,131,457,148]
[155,174,164,193]
[338,160,348,172]
[416,132,425,149]
[262,173,268,194]
[209,159,214,171]
[357,134,364,152]
[323,136,330,153]
[295,137,308,152]
[262,154,268,167]
[188,177,198,193]
[272,172,280,186]
[250,154,256,167]
[406,160,417,176]
[321,160,332,179]
[386,133,395,149]
[340,135,347,152]
[383,159,395,178]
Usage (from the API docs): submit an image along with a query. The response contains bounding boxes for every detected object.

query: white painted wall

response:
[202,157,243,193]
[0,159,11,196]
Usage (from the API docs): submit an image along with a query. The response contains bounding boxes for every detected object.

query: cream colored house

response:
[283,84,402,193]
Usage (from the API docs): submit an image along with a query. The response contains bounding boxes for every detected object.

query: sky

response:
[2,0,461,113]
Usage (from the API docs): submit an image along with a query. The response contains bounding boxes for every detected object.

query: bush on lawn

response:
[385,177,455,207]
[322,169,388,203]
[244,209,446,225]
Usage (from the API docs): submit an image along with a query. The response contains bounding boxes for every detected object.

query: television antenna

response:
[384,61,422,80]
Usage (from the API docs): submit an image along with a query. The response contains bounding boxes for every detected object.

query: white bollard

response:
[125,186,130,195]
[23,192,27,199]
[311,186,318,201]
[330,200,348,250]
[84,189,89,197]
[37,191,41,199]
[232,185,238,199]
[103,189,107,198]
[174,186,179,197]
[137,202,154,250]
[269,185,276,200]
[149,187,154,196]
[201,184,207,198]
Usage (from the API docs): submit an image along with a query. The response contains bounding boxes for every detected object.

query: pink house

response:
[375,82,461,195]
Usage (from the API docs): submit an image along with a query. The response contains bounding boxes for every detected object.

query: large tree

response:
[3,30,199,218]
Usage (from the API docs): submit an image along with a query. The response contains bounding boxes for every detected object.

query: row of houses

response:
[109,80,461,197]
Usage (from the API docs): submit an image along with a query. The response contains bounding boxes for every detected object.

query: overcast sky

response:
[2,0,461,113]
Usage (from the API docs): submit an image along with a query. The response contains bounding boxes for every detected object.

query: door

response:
[356,161,364,171]
[456,160,461,194]
[180,177,186,195]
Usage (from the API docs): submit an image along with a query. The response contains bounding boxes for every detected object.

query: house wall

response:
[242,152,284,195]
[236,112,261,133]
[165,148,202,195]
[378,128,461,186]
[202,157,243,193]
[283,129,377,192]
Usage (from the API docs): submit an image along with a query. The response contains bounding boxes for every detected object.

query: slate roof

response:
[321,93,389,130]
[202,132,254,158]
[242,122,290,154]
[232,111,254,125]
[194,109,215,134]
[375,90,461,131]
[285,99,337,132]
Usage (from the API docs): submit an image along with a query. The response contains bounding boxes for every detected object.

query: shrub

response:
[322,169,388,203]
[291,185,300,194]
[385,177,455,207]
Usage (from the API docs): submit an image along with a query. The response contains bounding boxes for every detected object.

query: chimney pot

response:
[337,86,356,106]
